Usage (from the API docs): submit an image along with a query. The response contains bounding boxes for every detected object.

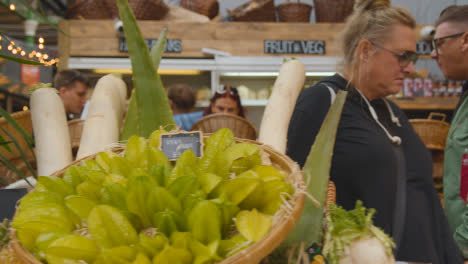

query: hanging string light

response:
[0,33,58,66]
[9,4,15,10]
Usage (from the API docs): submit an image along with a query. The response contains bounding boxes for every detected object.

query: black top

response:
[287,74,462,264]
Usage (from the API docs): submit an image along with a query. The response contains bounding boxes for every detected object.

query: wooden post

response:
[58,20,70,71]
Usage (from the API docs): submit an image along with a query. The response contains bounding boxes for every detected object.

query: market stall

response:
[0,0,460,263]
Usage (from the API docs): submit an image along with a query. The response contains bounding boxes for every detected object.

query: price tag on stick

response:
[159,131,203,161]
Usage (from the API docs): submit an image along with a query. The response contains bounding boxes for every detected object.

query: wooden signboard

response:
[59,20,344,59]
[58,20,432,68]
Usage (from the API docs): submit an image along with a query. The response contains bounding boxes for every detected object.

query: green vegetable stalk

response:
[117,0,175,140]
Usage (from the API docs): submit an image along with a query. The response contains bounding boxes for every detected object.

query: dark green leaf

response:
[0,54,43,65]
[0,154,32,187]
[1,127,36,178]
[0,134,12,152]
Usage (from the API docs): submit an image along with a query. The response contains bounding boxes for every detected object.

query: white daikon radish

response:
[30,88,73,176]
[108,73,128,112]
[76,74,126,159]
[258,59,305,154]
[323,202,396,264]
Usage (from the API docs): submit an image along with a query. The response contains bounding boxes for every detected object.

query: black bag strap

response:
[392,144,407,255]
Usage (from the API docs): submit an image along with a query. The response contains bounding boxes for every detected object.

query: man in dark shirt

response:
[53,70,89,120]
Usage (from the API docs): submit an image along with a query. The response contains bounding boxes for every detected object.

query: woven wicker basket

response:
[10,136,307,264]
[67,119,84,148]
[432,150,444,179]
[0,111,33,186]
[180,0,219,19]
[104,0,169,20]
[191,113,257,140]
[67,0,113,19]
[227,0,276,22]
[409,112,450,151]
[313,0,354,23]
[277,1,313,23]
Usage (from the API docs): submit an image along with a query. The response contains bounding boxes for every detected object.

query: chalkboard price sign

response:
[160,131,203,160]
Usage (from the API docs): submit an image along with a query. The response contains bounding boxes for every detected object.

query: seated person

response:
[53,70,89,120]
[167,84,203,131]
[203,85,245,117]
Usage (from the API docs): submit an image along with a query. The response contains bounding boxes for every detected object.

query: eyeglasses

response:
[432,32,465,55]
[216,85,238,96]
[370,41,418,67]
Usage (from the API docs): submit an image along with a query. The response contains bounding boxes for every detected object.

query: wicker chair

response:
[190,113,257,140]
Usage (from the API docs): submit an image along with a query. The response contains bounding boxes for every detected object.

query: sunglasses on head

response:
[216,85,238,96]
[370,41,418,67]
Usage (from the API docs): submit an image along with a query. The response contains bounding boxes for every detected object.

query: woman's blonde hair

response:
[339,0,415,71]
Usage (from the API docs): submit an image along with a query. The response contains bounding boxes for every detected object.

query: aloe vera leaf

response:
[0,134,12,152]
[1,127,37,178]
[285,90,347,246]
[117,0,175,139]
[120,90,139,141]
[151,28,167,70]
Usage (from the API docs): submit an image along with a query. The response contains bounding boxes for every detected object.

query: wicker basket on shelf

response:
[104,0,169,20]
[277,0,313,23]
[179,0,219,19]
[313,0,354,23]
[191,113,257,140]
[227,0,276,22]
[67,0,112,19]
[10,136,306,264]
[409,112,450,151]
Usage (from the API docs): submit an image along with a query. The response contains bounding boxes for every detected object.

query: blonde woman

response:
[287,0,462,263]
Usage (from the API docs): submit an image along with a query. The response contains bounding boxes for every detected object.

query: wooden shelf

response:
[196,99,268,108]
[196,97,458,110]
[390,96,459,111]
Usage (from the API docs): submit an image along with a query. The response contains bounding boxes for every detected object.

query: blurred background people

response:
[203,84,245,117]
[53,70,89,120]
[167,83,203,131]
